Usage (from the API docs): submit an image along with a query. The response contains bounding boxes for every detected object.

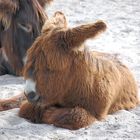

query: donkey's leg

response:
[0,50,8,75]
[42,107,96,130]
[0,49,17,76]
[0,59,8,75]
[0,65,7,75]
[0,93,26,111]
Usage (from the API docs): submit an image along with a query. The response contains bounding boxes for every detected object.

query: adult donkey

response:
[0,0,53,76]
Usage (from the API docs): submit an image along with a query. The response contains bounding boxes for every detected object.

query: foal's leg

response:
[0,93,26,111]
[42,107,96,130]
[19,102,96,129]
[19,101,45,123]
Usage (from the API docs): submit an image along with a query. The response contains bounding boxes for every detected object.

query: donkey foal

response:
[19,12,139,130]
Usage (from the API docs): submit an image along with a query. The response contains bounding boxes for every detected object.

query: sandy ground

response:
[0,0,140,139]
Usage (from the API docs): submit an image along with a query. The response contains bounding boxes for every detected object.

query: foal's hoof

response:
[0,100,9,111]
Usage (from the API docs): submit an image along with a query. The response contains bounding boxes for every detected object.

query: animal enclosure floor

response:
[0,0,140,139]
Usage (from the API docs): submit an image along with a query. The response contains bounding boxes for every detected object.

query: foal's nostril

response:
[28,91,36,99]
[25,91,40,103]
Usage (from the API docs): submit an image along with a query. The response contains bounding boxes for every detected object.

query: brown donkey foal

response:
[19,12,139,130]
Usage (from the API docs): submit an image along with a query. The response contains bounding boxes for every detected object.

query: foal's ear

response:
[61,21,107,50]
[37,0,53,8]
[53,11,67,28]
[42,11,67,33]
[0,0,19,30]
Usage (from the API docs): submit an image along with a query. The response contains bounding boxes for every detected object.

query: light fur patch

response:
[2,49,8,62]
[24,79,36,95]
[23,56,27,65]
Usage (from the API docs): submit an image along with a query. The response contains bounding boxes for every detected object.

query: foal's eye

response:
[18,23,32,33]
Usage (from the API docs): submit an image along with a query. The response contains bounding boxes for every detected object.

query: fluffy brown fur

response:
[0,0,53,75]
[2,12,138,130]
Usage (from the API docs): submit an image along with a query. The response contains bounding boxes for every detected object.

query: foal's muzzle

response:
[24,91,40,104]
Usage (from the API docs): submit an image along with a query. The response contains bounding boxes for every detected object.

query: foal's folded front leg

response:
[19,101,46,123]
[42,107,96,130]
[19,102,96,130]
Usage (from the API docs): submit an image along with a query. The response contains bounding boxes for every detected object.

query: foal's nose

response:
[24,91,40,103]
